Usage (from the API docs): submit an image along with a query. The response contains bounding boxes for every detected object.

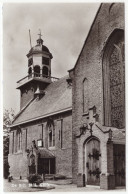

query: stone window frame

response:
[83,78,89,114]
[47,118,55,148]
[16,128,22,152]
[102,29,125,128]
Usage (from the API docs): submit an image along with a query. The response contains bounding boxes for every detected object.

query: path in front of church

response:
[3,179,125,192]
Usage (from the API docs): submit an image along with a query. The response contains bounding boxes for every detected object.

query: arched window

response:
[42,66,48,77]
[16,129,22,151]
[83,78,89,113]
[34,65,40,77]
[47,118,55,147]
[103,29,125,128]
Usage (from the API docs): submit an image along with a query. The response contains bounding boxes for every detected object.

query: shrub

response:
[28,174,43,185]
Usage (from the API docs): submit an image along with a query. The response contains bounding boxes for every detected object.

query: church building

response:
[9,3,125,190]
[69,3,125,189]
[9,32,72,179]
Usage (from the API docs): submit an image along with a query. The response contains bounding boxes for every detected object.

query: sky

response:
[3,2,100,114]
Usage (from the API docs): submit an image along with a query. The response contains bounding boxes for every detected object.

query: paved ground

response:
[3,178,126,192]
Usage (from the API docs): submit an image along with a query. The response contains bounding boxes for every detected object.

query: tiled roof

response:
[12,76,72,126]
[95,123,125,142]
[112,127,125,142]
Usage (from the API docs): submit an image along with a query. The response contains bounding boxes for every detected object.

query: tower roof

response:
[27,30,53,58]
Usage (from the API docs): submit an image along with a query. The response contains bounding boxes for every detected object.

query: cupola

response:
[16,30,58,110]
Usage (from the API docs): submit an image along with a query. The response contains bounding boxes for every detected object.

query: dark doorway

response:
[38,158,55,175]
[113,144,125,186]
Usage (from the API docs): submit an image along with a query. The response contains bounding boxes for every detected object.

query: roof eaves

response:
[10,106,72,128]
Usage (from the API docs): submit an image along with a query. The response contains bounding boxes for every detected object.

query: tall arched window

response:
[42,66,48,77]
[103,29,125,129]
[34,65,40,77]
[83,78,89,113]
[47,118,55,147]
[16,129,22,151]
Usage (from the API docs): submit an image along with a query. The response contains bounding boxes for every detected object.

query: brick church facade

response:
[9,3,125,190]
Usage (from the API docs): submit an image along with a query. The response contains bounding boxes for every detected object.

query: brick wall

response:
[9,111,72,178]
[69,3,124,184]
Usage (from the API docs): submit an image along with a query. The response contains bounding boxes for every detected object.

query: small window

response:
[28,67,32,78]
[42,57,49,65]
[28,58,33,66]
[34,65,40,77]
[42,66,48,76]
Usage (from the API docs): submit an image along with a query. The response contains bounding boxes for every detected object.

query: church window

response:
[83,78,89,113]
[28,58,33,66]
[42,57,49,65]
[43,66,49,76]
[34,65,40,77]
[16,129,22,151]
[47,118,55,147]
[103,29,125,128]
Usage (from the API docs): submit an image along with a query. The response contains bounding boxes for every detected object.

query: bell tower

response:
[16,30,58,110]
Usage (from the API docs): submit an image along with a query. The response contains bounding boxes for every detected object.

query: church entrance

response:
[86,138,101,186]
[38,158,55,175]
[113,144,125,186]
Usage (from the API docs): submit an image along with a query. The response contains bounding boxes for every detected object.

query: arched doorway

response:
[85,137,101,186]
